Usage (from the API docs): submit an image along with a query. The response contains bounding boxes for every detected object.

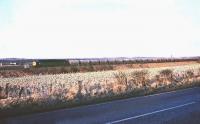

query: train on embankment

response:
[1,57,199,69]
[31,57,200,68]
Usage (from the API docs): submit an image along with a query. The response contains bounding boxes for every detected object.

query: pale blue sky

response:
[0,0,13,29]
[0,0,199,58]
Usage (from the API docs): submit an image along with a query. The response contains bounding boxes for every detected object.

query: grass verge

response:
[0,81,199,119]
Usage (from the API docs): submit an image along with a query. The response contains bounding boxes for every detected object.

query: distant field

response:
[1,63,200,88]
[114,61,198,70]
[0,61,198,78]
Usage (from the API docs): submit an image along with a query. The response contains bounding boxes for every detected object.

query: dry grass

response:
[114,61,198,70]
[0,64,200,117]
[0,61,198,78]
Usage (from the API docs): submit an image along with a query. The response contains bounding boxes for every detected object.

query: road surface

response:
[1,87,200,124]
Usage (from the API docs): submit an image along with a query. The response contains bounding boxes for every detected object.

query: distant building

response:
[10,62,17,65]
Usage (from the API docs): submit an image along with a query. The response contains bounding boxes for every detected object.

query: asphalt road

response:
[1,87,200,124]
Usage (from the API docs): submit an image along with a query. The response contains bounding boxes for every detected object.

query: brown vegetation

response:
[0,61,198,78]
[0,67,200,118]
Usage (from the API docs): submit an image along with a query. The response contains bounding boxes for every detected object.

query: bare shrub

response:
[76,81,83,100]
[172,72,184,85]
[83,84,91,98]
[114,71,128,85]
[113,71,129,92]
[152,74,162,88]
[5,83,10,98]
[131,70,150,89]
[19,87,24,98]
[0,86,5,99]
[87,83,103,97]
[158,69,174,86]
[160,69,174,81]
[185,70,194,79]
[183,70,195,83]
[104,83,114,96]
[155,74,161,82]
[160,69,173,78]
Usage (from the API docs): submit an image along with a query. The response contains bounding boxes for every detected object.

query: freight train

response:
[32,59,70,67]
[32,57,200,67]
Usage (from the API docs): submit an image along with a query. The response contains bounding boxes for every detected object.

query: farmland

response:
[0,62,200,117]
[0,61,198,78]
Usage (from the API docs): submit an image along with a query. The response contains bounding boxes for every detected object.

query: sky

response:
[0,0,200,58]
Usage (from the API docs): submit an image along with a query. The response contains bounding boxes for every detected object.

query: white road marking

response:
[106,101,196,124]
